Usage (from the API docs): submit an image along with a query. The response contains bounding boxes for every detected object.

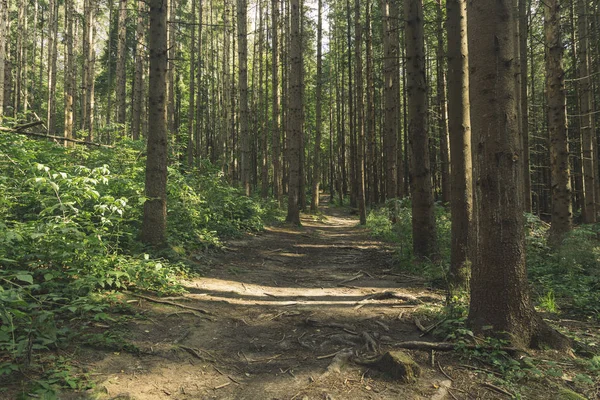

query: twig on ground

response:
[214,382,230,390]
[482,382,515,397]
[337,273,364,286]
[437,361,454,382]
[126,292,213,315]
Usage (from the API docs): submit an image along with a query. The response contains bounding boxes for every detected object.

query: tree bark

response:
[47,0,58,134]
[272,0,282,205]
[116,0,127,125]
[405,0,437,260]
[237,0,250,195]
[577,0,596,223]
[64,0,75,145]
[186,0,196,165]
[436,0,450,205]
[286,0,303,225]
[132,0,146,140]
[519,0,532,213]
[310,0,323,213]
[446,0,472,294]
[142,0,169,247]
[546,0,572,245]
[467,0,568,350]
[365,0,377,206]
[382,0,398,201]
[0,0,5,119]
[355,0,366,224]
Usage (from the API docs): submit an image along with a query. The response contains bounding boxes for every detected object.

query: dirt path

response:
[77,205,455,399]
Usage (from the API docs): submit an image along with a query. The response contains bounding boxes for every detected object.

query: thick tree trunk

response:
[382,0,398,200]
[116,0,127,125]
[546,0,572,245]
[286,0,303,225]
[310,0,323,213]
[237,0,250,195]
[577,0,596,223]
[405,0,437,260]
[272,0,282,205]
[467,0,569,350]
[142,0,169,247]
[446,0,472,294]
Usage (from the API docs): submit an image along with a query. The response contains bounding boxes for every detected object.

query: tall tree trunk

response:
[132,0,145,140]
[272,0,282,205]
[520,0,532,212]
[578,0,596,223]
[436,0,450,205]
[546,0,572,245]
[446,0,472,295]
[194,0,203,161]
[64,0,75,145]
[47,0,58,134]
[366,0,377,205]
[0,0,7,119]
[237,0,250,195]
[346,0,356,208]
[84,0,97,140]
[186,0,196,165]
[116,0,127,126]
[167,0,176,136]
[142,0,168,247]
[405,0,437,260]
[355,0,366,224]
[467,0,568,350]
[310,0,323,213]
[106,0,114,126]
[286,0,303,225]
[382,0,398,200]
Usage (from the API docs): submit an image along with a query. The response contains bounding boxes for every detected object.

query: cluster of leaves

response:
[366,198,451,284]
[367,201,600,320]
[525,213,600,320]
[0,133,274,389]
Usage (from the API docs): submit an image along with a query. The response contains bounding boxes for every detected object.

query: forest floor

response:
[7,202,594,399]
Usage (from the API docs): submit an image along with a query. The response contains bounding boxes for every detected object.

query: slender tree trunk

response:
[578,0,596,223]
[546,0,572,245]
[194,0,203,161]
[132,0,145,140]
[382,0,398,200]
[142,0,169,247]
[355,0,366,224]
[272,0,282,205]
[106,0,114,126]
[0,0,7,119]
[467,0,568,350]
[85,0,97,140]
[366,0,376,206]
[310,0,323,213]
[116,0,127,126]
[237,0,250,194]
[167,0,176,136]
[286,0,303,225]
[186,0,196,165]
[405,0,437,260]
[64,0,75,145]
[520,0,532,212]
[446,0,472,294]
[47,0,58,134]
[436,0,450,205]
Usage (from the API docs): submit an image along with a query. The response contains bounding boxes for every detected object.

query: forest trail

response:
[70,204,459,400]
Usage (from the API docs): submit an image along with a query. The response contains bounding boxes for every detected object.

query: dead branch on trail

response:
[126,292,213,315]
[391,341,523,355]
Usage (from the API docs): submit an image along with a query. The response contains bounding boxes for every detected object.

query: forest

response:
[1,0,600,398]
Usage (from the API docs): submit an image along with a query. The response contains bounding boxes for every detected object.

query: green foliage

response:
[0,134,273,387]
[365,199,451,285]
[526,214,600,319]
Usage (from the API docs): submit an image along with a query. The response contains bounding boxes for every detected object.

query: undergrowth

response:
[0,133,278,393]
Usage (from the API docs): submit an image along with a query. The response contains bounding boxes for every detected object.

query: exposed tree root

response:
[126,292,213,315]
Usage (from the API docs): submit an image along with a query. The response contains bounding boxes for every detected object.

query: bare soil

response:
[9,204,596,399]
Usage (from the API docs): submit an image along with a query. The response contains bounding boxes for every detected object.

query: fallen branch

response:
[391,341,522,355]
[126,292,213,315]
[1,129,113,148]
[482,382,514,397]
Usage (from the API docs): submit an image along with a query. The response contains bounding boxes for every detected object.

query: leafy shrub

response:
[0,133,274,383]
